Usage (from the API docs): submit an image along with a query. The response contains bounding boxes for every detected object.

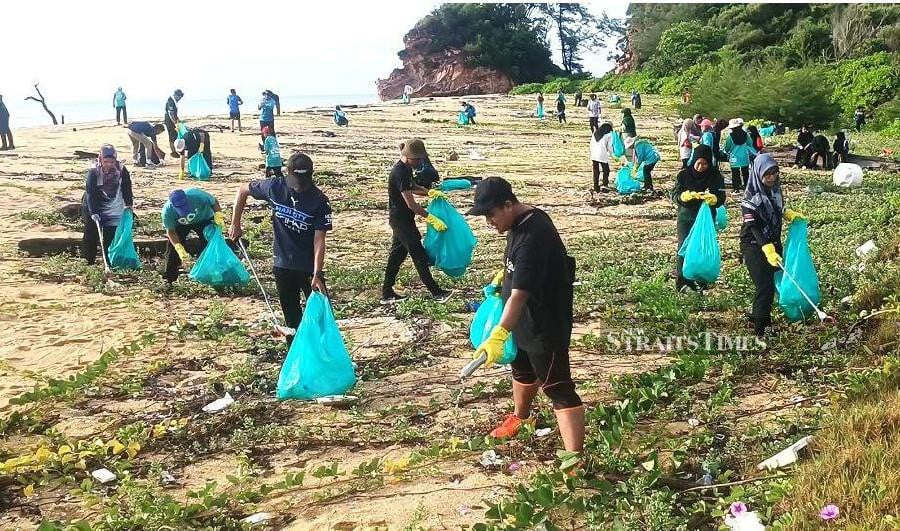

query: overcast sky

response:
[3,1,628,106]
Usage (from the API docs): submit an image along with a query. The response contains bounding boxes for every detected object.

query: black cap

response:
[287,152,314,177]
[466,177,516,216]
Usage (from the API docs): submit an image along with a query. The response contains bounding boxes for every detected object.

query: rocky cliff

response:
[376,29,513,101]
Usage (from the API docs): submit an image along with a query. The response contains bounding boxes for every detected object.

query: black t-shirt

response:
[183,129,205,156]
[165,97,178,123]
[388,160,415,223]
[248,178,333,271]
[501,208,575,351]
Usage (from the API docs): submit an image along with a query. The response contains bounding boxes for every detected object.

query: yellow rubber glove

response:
[784,209,806,223]
[490,269,504,286]
[475,325,510,367]
[680,191,702,202]
[174,243,190,263]
[701,192,718,206]
[761,243,782,267]
[424,214,447,232]
[427,189,448,203]
[214,211,226,231]
[178,169,186,179]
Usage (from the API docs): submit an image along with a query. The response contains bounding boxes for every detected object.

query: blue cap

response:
[169,189,191,217]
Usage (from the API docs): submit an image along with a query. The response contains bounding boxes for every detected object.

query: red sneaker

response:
[489,414,534,439]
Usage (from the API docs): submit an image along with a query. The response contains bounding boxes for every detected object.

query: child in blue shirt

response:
[263,126,283,177]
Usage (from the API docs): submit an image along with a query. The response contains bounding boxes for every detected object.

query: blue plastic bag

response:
[187,153,211,180]
[715,205,728,232]
[469,284,517,364]
[439,179,473,192]
[616,164,642,195]
[188,224,250,286]
[107,209,140,270]
[177,122,189,140]
[760,125,776,137]
[678,203,721,283]
[276,292,357,400]
[423,197,477,278]
[776,219,821,321]
[611,131,625,158]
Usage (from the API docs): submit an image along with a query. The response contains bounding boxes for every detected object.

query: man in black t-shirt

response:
[466,177,584,454]
[164,89,184,157]
[381,139,453,304]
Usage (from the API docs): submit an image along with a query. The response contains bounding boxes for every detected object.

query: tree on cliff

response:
[534,4,624,75]
[417,3,560,82]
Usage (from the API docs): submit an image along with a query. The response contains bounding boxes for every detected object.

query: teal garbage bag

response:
[276,292,357,400]
[715,205,728,232]
[458,112,469,125]
[439,179,473,192]
[760,125,776,137]
[611,131,625,158]
[107,209,140,270]
[677,203,721,283]
[423,197,477,278]
[776,219,820,321]
[188,224,250,286]
[616,164,642,195]
[187,153,211,180]
[469,284,517,364]
[177,122,189,140]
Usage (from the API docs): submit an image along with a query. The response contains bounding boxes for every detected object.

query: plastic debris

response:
[480,450,503,467]
[469,150,485,160]
[757,435,813,470]
[314,394,359,407]
[832,163,863,188]
[855,239,877,259]
[202,392,234,413]
[91,468,117,484]
[242,513,274,525]
[688,418,701,428]
[535,427,553,437]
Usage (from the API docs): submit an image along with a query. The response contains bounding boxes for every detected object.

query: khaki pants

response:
[127,130,156,162]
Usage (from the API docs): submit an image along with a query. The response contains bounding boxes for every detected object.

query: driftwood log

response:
[18,236,207,258]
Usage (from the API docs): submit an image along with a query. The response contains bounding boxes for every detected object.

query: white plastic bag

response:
[832,163,863,187]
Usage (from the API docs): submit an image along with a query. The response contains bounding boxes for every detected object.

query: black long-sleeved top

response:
[671,167,726,223]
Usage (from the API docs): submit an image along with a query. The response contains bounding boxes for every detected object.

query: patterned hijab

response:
[741,153,783,239]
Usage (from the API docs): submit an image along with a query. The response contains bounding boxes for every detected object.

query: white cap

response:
[729,118,744,128]
[624,136,636,149]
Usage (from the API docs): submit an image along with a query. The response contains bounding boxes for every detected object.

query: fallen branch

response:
[681,473,790,493]
[24,83,58,125]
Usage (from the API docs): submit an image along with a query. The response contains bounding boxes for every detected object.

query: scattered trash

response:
[840,295,853,307]
[242,513,274,525]
[447,150,459,161]
[160,470,177,485]
[535,427,553,437]
[757,435,813,470]
[464,300,481,313]
[687,418,700,428]
[469,150,485,160]
[855,239,877,259]
[508,461,524,473]
[832,163,863,188]
[480,450,503,468]
[314,394,359,407]
[91,468,117,484]
[457,505,472,516]
[700,473,713,485]
[202,392,234,413]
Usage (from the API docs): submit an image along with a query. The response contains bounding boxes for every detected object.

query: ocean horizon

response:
[4,92,381,129]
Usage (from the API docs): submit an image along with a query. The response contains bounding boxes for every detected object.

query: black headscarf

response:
[594,122,613,142]
[690,145,714,176]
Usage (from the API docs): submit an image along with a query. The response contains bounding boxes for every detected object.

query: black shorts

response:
[510,340,581,409]
[229,111,240,120]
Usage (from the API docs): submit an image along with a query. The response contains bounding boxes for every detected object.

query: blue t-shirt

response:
[264,136,282,168]
[161,188,216,230]
[114,90,126,107]
[259,99,275,122]
[248,179,332,271]
[228,94,242,113]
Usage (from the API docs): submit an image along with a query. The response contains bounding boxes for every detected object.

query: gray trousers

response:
[127,130,156,161]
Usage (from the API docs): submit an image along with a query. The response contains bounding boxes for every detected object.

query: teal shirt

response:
[700,131,717,164]
[114,90,126,107]
[161,188,216,229]
[264,136,282,168]
[723,134,757,168]
[634,141,660,166]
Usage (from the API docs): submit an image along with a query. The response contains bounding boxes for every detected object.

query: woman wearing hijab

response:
[833,131,850,165]
[723,118,757,193]
[621,108,637,138]
[82,144,134,265]
[678,118,699,168]
[536,93,545,119]
[590,122,615,192]
[671,144,725,292]
[740,154,806,337]
[794,125,815,167]
[698,119,717,164]
[747,125,764,153]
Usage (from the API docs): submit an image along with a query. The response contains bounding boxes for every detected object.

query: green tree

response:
[535,3,615,74]
[643,21,726,76]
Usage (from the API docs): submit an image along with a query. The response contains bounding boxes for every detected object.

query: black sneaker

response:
[431,289,454,303]
[380,290,407,305]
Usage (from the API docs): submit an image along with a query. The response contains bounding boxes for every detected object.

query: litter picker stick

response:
[779,262,835,324]
[459,353,487,380]
[236,239,294,334]
[93,216,112,274]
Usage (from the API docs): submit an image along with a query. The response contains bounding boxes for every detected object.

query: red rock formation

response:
[376,29,513,101]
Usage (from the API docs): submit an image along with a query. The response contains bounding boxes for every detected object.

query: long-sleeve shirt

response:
[671,167,725,223]
[723,132,757,168]
[589,133,614,163]
[84,167,133,227]
[633,140,660,167]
